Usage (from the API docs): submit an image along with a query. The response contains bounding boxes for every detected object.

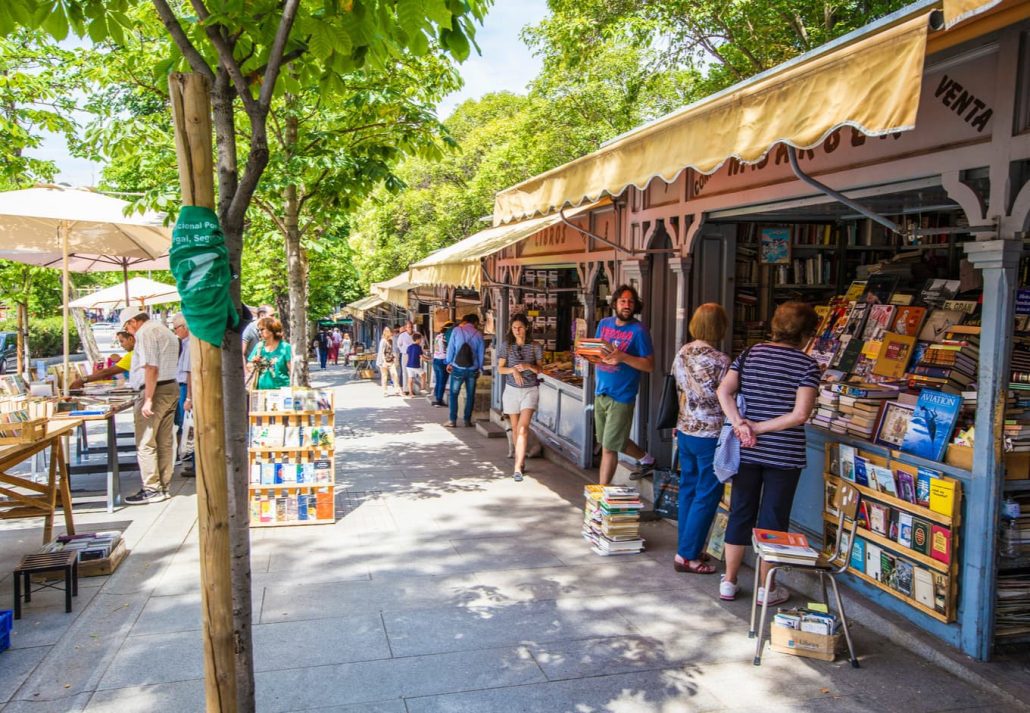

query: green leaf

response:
[396,0,423,36]
[86,16,107,43]
[424,0,452,29]
[309,22,333,59]
[440,26,469,61]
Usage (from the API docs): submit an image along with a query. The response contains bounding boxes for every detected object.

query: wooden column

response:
[168,72,238,712]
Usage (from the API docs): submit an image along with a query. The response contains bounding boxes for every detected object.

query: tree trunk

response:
[210,71,256,713]
[283,112,310,387]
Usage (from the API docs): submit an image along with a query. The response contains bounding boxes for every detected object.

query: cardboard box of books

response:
[770,622,842,662]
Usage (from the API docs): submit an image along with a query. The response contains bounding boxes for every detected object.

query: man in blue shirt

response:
[445,313,485,427]
[594,285,655,485]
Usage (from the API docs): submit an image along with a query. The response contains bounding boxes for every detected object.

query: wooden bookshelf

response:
[848,568,951,624]
[822,512,949,573]
[826,473,953,527]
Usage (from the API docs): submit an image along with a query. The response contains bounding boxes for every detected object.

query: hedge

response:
[0,318,81,358]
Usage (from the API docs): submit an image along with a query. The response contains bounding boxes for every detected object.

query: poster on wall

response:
[759,227,791,264]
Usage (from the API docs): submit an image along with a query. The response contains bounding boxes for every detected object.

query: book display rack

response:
[247,388,336,527]
[823,441,961,623]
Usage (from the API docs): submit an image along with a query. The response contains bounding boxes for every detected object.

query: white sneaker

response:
[757,586,790,607]
[719,575,740,601]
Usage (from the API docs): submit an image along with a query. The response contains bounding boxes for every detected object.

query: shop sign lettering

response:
[934,74,992,132]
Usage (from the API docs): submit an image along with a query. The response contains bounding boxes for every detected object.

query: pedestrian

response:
[377,326,401,396]
[316,328,330,370]
[716,301,820,605]
[394,321,413,390]
[405,332,426,397]
[241,304,273,367]
[593,285,656,485]
[329,327,341,365]
[430,321,453,407]
[671,303,730,574]
[171,313,195,478]
[497,314,543,482]
[69,331,134,388]
[121,309,180,505]
[445,313,485,428]
[246,317,293,390]
[341,332,352,366]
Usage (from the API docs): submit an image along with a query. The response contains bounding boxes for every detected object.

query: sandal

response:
[674,559,717,574]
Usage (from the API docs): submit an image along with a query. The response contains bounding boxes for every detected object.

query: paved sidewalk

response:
[0,368,1022,712]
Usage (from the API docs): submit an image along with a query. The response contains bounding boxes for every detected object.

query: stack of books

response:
[908,326,980,394]
[810,387,840,430]
[42,531,122,562]
[583,485,645,556]
[831,382,898,439]
[752,528,820,566]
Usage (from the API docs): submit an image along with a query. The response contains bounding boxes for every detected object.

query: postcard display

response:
[247,388,336,527]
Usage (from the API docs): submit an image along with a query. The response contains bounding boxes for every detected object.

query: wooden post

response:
[168,72,238,712]
[16,301,26,378]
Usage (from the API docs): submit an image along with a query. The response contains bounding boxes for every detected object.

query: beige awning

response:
[371,271,416,308]
[342,294,386,320]
[493,11,933,224]
[409,201,606,289]
[943,0,1003,27]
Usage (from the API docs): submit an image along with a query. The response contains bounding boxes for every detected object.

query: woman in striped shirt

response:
[716,302,821,606]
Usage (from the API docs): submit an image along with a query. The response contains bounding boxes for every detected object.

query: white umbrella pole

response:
[62,222,70,397]
[123,262,130,309]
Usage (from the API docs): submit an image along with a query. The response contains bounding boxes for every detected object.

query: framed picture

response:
[876,401,914,448]
[759,227,791,264]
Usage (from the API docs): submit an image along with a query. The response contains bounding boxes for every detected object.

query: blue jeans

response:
[448,367,478,423]
[676,431,723,561]
[433,358,449,403]
[318,347,327,369]
[176,383,194,465]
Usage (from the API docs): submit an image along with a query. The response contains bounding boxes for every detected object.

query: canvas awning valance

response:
[371,271,417,308]
[493,10,935,224]
[410,201,607,290]
[342,295,386,320]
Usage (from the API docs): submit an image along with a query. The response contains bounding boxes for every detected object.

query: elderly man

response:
[171,313,195,478]
[121,309,180,505]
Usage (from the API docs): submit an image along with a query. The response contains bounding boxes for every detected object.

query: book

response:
[853,457,870,487]
[930,525,952,564]
[862,304,897,342]
[914,567,934,607]
[868,503,890,536]
[894,560,914,596]
[918,309,965,342]
[879,550,896,586]
[865,543,883,580]
[753,529,819,563]
[932,572,949,615]
[900,390,963,462]
[849,538,866,572]
[929,477,957,517]
[896,468,917,503]
[839,444,856,482]
[836,337,864,374]
[870,465,898,496]
[876,402,914,449]
[898,513,914,548]
[872,332,917,378]
[920,278,960,305]
[844,280,868,301]
[864,274,898,305]
[911,517,931,555]
[892,306,927,338]
[760,227,791,264]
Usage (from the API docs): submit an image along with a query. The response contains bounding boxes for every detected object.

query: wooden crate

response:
[80,539,129,577]
[0,418,48,445]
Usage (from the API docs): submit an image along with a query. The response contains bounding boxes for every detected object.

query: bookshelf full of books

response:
[247,388,336,527]
[824,441,962,623]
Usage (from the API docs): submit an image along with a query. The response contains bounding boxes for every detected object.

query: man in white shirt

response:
[121,309,180,504]
[394,320,414,391]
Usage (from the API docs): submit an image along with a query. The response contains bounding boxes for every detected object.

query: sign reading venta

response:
[170,205,239,347]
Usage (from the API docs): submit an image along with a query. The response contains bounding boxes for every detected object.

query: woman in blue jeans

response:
[670,304,730,574]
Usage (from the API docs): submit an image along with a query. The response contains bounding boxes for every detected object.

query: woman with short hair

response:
[716,301,821,605]
[671,303,730,574]
[246,317,292,390]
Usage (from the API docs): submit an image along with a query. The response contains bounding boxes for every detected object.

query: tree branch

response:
[189,0,258,113]
[150,0,214,81]
[258,0,301,111]
[253,196,289,236]
[296,168,329,214]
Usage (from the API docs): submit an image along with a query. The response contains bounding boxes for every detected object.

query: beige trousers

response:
[134,381,179,491]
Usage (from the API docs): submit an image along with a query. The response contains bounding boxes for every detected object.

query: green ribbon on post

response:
[170,205,239,347]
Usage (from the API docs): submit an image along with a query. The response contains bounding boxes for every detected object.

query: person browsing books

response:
[246,317,292,390]
[430,321,454,407]
[497,314,544,482]
[445,314,485,427]
[716,302,820,605]
[671,304,730,575]
[593,285,655,486]
[69,331,135,388]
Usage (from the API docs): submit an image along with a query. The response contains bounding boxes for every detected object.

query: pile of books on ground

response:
[42,531,122,562]
[752,528,820,566]
[583,484,645,556]
[773,606,841,636]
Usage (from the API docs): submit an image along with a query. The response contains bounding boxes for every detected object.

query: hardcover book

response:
[862,304,897,342]
[911,517,931,555]
[892,306,927,338]
[865,543,883,580]
[894,559,914,596]
[900,390,963,462]
[898,513,913,549]
[849,537,866,572]
[913,567,934,607]
[876,402,915,449]
[872,332,917,378]
[839,444,856,482]
[879,551,896,586]
[868,503,890,536]
[930,525,952,564]
[928,477,957,517]
[918,309,965,342]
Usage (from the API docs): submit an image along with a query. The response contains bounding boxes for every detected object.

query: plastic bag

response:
[179,410,195,460]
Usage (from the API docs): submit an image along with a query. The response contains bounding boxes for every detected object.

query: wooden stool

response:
[13,551,79,619]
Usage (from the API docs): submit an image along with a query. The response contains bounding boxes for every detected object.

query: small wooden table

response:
[0,420,78,544]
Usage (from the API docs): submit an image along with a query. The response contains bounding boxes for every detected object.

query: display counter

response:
[532,372,589,467]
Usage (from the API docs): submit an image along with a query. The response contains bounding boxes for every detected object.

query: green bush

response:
[0,317,81,358]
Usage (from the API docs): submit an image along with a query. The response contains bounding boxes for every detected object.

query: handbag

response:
[652,467,680,520]
[655,373,679,430]
[713,345,754,483]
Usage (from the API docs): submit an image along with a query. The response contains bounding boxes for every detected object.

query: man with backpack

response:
[445,313,485,428]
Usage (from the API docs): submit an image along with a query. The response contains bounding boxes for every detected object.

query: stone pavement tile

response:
[99,613,391,689]
[279,702,406,713]
[447,537,566,572]
[382,596,637,658]
[259,575,480,623]
[255,646,546,713]
[128,591,261,636]
[8,586,101,649]
[404,667,724,713]
[471,561,692,602]
[82,679,203,713]
[0,646,50,703]
[1,692,92,713]
[526,635,692,681]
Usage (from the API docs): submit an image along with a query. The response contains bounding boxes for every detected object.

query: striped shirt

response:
[499,341,544,388]
[731,343,820,469]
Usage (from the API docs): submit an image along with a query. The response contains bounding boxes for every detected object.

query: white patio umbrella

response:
[69,276,180,310]
[0,185,171,392]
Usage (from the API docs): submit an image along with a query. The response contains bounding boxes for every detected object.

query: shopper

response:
[241,305,273,367]
[121,309,180,505]
[395,320,413,390]
[329,327,341,365]
[246,317,292,390]
[430,321,453,407]
[497,314,543,482]
[69,331,134,388]
[315,328,330,370]
[716,301,820,604]
[405,332,427,397]
[341,332,352,366]
[445,313,485,427]
[171,313,195,478]
[593,285,655,485]
[671,304,730,574]
[377,327,401,396]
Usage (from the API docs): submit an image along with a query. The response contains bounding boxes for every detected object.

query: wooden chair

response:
[749,481,861,667]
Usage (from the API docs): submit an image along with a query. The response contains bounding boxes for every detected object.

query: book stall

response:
[247,387,336,526]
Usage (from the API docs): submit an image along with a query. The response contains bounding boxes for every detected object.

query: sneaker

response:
[464,420,474,427]
[513,471,524,482]
[444,421,458,428]
[719,575,740,601]
[757,586,790,607]
[628,460,656,480]
[431,400,445,407]
[125,488,167,505]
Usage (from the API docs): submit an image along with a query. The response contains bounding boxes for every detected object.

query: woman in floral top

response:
[670,303,730,574]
